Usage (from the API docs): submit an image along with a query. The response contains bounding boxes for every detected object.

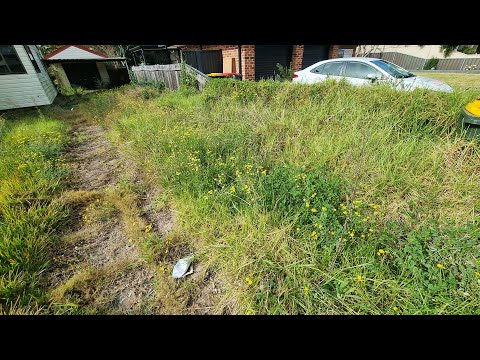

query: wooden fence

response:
[130,63,208,90]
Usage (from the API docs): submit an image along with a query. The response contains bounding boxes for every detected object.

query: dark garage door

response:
[62,62,101,89]
[255,45,293,80]
[302,45,330,69]
[183,50,223,74]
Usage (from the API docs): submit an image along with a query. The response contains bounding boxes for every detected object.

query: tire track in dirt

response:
[46,109,162,314]
[45,102,225,314]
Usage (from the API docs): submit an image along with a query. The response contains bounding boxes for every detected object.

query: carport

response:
[44,45,127,90]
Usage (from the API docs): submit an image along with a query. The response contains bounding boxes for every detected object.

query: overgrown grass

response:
[0,111,69,314]
[413,72,480,90]
[79,81,480,314]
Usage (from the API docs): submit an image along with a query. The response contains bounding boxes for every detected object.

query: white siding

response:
[48,46,105,60]
[30,45,57,102]
[0,45,56,110]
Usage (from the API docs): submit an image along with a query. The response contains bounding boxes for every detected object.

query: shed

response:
[44,45,127,90]
[0,45,57,110]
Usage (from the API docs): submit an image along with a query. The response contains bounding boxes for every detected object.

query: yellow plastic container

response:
[458,98,480,139]
[465,98,480,116]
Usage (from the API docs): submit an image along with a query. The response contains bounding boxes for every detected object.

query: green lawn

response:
[414,72,480,90]
[0,111,69,314]
[77,81,480,314]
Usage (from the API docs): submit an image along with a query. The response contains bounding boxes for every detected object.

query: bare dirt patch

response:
[46,109,161,314]
[45,104,224,314]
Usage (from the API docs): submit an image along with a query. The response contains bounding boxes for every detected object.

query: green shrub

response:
[275,62,294,81]
[180,62,198,93]
[424,57,439,70]
[461,47,476,54]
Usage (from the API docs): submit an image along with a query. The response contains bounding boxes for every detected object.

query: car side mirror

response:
[366,73,378,81]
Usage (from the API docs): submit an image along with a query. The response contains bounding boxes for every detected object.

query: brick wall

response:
[202,45,239,73]
[328,45,357,59]
[292,45,304,71]
[328,45,341,59]
[179,45,255,80]
[241,45,255,80]
[203,45,255,80]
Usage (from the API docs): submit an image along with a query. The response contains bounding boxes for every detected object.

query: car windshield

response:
[371,60,415,79]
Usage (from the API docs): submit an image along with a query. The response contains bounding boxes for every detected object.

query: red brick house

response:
[175,45,356,80]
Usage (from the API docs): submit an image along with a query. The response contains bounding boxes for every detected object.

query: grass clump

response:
[79,79,480,314]
[0,113,69,313]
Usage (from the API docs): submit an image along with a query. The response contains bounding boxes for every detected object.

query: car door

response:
[304,61,345,84]
[343,61,384,87]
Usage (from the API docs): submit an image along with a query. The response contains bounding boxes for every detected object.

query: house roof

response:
[44,45,110,60]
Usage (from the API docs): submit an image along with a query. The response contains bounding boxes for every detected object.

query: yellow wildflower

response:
[208,190,214,195]
[311,208,317,213]
[437,263,445,269]
[393,306,399,311]
[230,185,236,193]
[305,202,310,208]
[245,277,253,286]
[321,207,327,212]
[356,275,363,282]
[145,224,153,233]
[303,286,309,294]
[377,249,385,256]
[261,170,267,175]
[311,192,317,198]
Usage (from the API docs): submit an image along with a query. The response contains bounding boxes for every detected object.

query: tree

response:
[440,45,458,58]
[38,45,63,56]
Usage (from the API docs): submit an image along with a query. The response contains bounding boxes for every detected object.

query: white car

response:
[292,57,453,93]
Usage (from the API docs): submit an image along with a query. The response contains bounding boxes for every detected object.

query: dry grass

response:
[71,82,480,314]
[414,72,480,90]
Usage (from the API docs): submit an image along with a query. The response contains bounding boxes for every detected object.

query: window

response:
[344,62,382,79]
[24,45,41,73]
[0,45,26,75]
[322,62,344,76]
[371,60,415,79]
[311,64,325,74]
